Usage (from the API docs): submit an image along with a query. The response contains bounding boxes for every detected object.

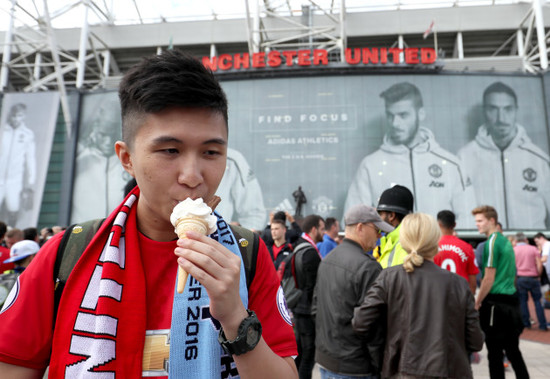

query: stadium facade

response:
[0,1,549,234]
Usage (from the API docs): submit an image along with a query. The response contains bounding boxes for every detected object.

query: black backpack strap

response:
[53,218,104,328]
[229,225,259,289]
[290,242,310,289]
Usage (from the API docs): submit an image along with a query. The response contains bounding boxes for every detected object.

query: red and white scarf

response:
[50,189,146,377]
[49,187,248,378]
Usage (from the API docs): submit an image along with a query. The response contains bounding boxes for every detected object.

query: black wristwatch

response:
[218,309,262,356]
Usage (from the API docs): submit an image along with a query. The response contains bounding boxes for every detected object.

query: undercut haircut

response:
[380,82,423,109]
[471,205,498,224]
[302,214,324,234]
[118,49,228,149]
[483,81,517,107]
[437,210,456,229]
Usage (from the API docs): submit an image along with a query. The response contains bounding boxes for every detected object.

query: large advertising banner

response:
[221,74,550,230]
[67,73,550,231]
[70,91,131,224]
[0,92,60,229]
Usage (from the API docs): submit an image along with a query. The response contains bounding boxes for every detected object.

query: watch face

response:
[246,324,260,345]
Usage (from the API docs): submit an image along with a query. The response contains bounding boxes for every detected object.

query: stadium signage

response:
[202,47,437,71]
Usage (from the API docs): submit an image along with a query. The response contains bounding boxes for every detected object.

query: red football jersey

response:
[435,235,479,281]
[0,229,296,377]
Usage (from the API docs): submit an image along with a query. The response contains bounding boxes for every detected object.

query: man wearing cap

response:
[313,205,393,379]
[0,240,40,307]
[2,239,40,273]
[374,185,414,268]
[344,82,475,228]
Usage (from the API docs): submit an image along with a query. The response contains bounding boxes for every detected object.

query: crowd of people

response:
[0,49,547,379]
[266,184,547,379]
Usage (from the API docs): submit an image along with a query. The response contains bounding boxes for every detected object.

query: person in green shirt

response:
[472,205,528,379]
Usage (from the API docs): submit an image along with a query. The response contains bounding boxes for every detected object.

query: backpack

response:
[278,242,310,310]
[52,219,259,327]
[0,271,20,308]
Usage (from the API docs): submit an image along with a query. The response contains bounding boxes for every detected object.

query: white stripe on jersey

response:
[486,233,497,268]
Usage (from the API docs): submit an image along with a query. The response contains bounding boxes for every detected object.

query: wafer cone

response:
[176,217,209,294]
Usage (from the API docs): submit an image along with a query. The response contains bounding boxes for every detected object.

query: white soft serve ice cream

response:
[170,198,218,235]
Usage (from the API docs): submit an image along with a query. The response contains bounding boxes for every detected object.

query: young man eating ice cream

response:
[0,50,298,378]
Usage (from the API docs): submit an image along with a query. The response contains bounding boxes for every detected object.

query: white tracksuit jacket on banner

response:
[458,125,550,229]
[0,124,36,212]
[216,148,267,230]
[345,127,475,228]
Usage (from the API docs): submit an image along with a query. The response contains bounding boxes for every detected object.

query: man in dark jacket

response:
[313,205,393,378]
[292,214,325,379]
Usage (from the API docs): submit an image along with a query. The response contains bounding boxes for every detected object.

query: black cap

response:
[376,185,414,215]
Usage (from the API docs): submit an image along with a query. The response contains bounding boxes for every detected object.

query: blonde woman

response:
[352,213,484,379]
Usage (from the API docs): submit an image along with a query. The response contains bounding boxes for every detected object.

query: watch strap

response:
[218,309,262,356]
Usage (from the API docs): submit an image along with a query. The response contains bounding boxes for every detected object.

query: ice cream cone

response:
[175,217,209,293]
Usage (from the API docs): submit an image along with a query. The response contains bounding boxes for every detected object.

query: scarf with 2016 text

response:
[50,187,248,378]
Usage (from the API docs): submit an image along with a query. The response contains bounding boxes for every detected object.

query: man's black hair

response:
[380,82,423,109]
[302,214,324,234]
[534,232,547,240]
[118,49,228,148]
[483,81,517,107]
[437,210,456,229]
[23,227,38,241]
[325,217,337,230]
[273,211,286,223]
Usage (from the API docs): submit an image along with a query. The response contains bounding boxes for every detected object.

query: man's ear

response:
[418,107,426,122]
[115,141,135,177]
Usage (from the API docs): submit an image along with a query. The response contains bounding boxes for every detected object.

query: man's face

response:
[385,99,420,145]
[329,221,340,237]
[484,92,518,142]
[312,220,326,243]
[8,110,25,129]
[378,211,390,224]
[117,108,227,239]
[534,237,544,249]
[474,214,493,236]
[271,223,286,242]
[361,222,381,252]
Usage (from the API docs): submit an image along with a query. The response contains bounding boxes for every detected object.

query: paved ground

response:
[312,298,550,378]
